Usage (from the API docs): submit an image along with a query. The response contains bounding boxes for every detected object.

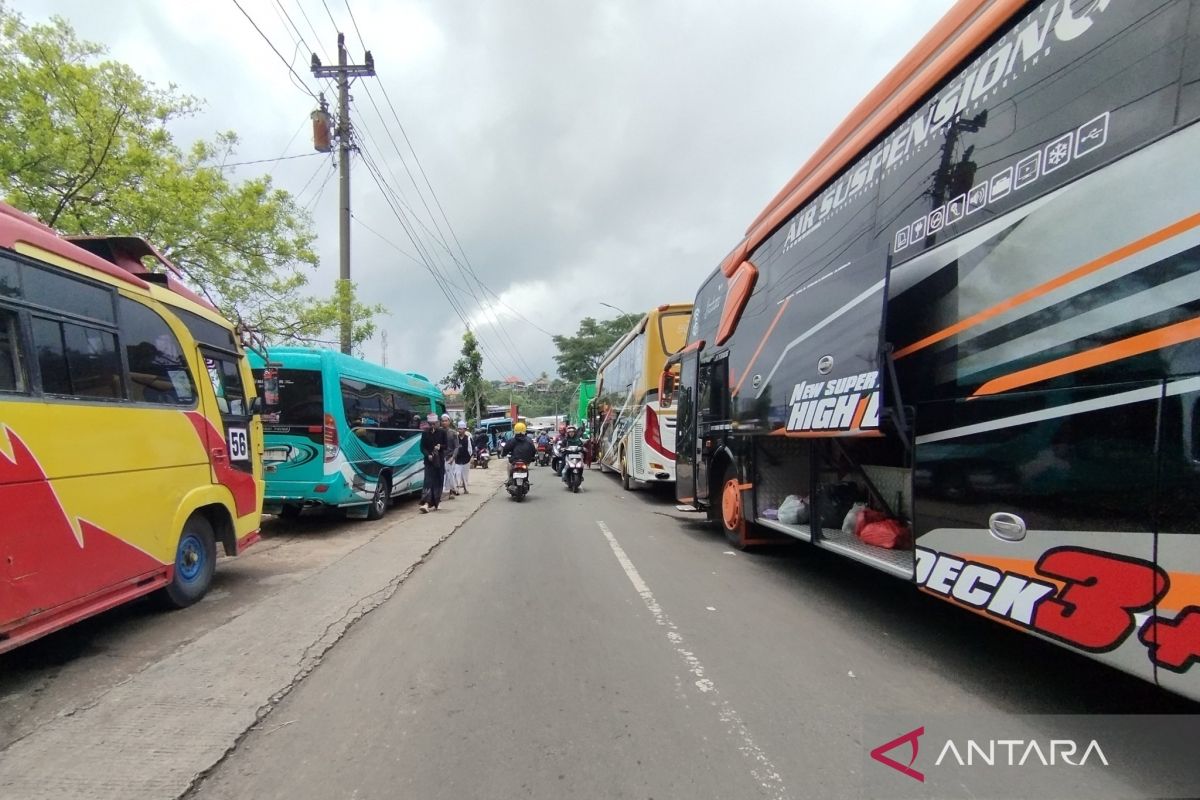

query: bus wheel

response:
[161,515,217,609]
[621,451,634,491]
[367,476,391,521]
[720,465,750,550]
[278,503,303,520]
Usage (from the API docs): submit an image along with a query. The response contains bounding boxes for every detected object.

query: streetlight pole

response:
[598,301,631,317]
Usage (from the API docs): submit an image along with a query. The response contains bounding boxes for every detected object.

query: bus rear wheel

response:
[720,464,751,550]
[161,515,217,609]
[621,451,634,491]
[366,476,391,521]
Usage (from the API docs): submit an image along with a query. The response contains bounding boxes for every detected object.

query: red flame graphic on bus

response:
[0,426,163,629]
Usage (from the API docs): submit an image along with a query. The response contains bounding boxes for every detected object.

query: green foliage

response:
[443,330,487,422]
[0,6,380,348]
[552,313,641,383]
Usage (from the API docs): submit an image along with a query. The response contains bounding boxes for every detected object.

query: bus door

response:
[695,351,730,505]
[200,347,255,482]
[671,348,699,504]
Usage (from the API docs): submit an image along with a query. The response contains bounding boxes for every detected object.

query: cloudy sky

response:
[12,0,956,382]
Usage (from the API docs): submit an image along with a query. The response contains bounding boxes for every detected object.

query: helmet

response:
[514,422,527,434]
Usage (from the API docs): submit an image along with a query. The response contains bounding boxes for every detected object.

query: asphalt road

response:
[187,466,1200,800]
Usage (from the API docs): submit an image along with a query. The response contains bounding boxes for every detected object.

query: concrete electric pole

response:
[312,34,375,354]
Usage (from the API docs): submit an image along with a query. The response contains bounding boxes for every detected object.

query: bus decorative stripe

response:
[730,296,790,399]
[754,279,884,400]
[183,411,258,518]
[955,259,1200,381]
[894,211,1200,359]
[972,315,1200,397]
[915,376,1200,446]
[0,426,165,631]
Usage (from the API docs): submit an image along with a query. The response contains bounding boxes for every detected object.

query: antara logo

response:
[870,725,1109,783]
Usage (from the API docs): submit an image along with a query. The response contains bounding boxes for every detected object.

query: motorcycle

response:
[472,446,490,469]
[562,445,584,493]
[551,442,564,476]
[536,443,550,467]
[507,460,531,501]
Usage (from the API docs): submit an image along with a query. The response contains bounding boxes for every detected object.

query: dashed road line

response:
[596,520,792,800]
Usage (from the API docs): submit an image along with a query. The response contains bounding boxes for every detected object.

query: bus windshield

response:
[659,311,690,356]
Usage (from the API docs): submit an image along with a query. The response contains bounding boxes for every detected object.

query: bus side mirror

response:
[659,368,673,408]
[249,396,264,415]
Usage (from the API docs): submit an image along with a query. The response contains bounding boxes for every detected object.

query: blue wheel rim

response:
[177,533,205,583]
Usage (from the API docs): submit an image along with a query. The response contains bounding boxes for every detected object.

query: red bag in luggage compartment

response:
[857,517,912,550]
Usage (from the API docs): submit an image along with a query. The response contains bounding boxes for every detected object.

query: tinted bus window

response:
[120,298,196,405]
[32,316,121,398]
[32,316,69,394]
[255,368,323,428]
[0,307,26,392]
[206,355,247,416]
[176,307,237,351]
[24,264,115,323]
[0,260,18,299]
[63,322,121,398]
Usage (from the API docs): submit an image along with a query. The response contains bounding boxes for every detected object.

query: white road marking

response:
[596,520,792,800]
[706,606,717,612]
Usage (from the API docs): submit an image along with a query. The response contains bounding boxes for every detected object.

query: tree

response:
[0,7,381,348]
[443,330,486,423]
[552,314,641,383]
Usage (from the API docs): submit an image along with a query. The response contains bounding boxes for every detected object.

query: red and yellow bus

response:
[0,203,263,652]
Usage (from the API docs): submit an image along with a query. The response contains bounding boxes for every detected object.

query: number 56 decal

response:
[227,427,249,461]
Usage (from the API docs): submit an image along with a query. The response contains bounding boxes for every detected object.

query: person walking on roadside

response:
[453,420,472,494]
[418,413,445,513]
[439,414,459,498]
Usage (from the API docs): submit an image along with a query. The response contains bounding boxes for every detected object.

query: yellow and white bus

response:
[592,303,691,489]
[0,203,264,653]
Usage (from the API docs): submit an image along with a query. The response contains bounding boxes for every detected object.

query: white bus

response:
[592,304,691,489]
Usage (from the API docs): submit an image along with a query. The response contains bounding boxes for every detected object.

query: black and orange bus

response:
[666,0,1200,699]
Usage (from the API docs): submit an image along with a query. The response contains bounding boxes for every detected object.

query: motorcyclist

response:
[559,425,584,482]
[472,427,490,452]
[501,421,537,485]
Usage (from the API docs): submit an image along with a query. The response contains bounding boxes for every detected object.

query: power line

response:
[340,11,555,340]
[230,0,320,100]
[221,151,323,169]
[356,143,526,378]
[350,83,543,373]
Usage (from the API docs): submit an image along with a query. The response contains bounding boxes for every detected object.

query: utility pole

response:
[380,329,389,367]
[312,34,374,354]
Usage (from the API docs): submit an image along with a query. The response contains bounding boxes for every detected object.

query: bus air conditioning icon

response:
[817,355,834,375]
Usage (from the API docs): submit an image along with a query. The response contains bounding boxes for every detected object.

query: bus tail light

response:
[645,405,675,460]
[323,413,338,462]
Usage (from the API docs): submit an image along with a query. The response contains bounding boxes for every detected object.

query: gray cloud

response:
[12,0,954,381]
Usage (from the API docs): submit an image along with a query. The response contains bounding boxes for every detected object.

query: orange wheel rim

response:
[722,479,742,530]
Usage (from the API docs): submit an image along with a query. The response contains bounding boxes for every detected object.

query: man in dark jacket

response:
[501,422,537,485]
[418,413,445,512]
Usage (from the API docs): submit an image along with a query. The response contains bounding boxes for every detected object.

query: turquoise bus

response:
[249,347,444,520]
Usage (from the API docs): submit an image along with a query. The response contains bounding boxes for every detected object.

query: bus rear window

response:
[254,368,323,427]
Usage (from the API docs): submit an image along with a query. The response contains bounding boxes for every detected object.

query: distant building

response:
[503,375,527,390]
[529,375,552,393]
